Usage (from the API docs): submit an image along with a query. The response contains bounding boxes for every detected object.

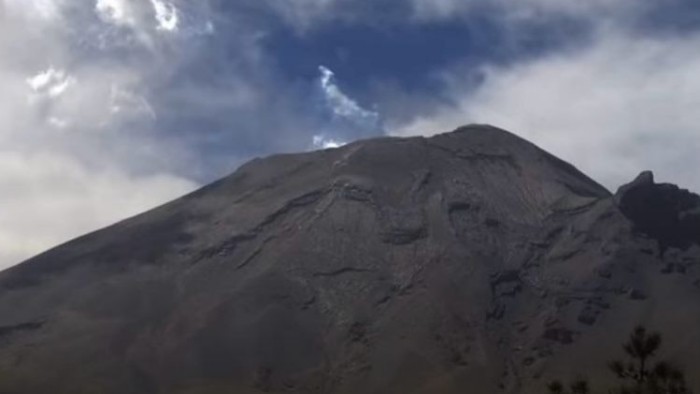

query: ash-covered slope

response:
[0,125,699,394]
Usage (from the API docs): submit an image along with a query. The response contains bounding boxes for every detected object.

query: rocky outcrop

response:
[615,170,700,252]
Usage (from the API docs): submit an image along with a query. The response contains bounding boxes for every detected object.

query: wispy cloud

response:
[26,67,74,98]
[318,65,378,125]
[312,65,383,148]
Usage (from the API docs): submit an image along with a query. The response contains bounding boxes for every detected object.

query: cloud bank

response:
[392,27,700,191]
[0,0,201,268]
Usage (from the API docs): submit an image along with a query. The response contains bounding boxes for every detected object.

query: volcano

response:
[1,125,699,394]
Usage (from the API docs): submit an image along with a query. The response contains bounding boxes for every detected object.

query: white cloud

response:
[0,151,195,267]
[318,65,379,125]
[150,0,178,31]
[312,134,344,149]
[0,0,204,269]
[26,67,73,97]
[21,64,161,132]
[47,76,73,97]
[27,68,56,90]
[392,29,700,192]
[95,0,135,27]
[93,0,182,49]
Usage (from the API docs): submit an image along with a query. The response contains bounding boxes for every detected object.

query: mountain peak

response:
[1,126,699,394]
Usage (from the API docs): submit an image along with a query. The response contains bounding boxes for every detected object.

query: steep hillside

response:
[0,125,698,394]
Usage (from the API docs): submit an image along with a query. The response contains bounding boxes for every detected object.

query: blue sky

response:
[2,0,700,267]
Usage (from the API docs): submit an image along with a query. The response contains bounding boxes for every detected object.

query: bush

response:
[546,326,691,394]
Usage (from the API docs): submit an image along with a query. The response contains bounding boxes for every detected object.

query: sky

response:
[1,0,700,269]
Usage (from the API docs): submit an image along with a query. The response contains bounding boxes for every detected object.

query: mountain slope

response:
[0,125,699,394]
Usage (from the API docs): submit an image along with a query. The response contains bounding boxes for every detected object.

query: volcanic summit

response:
[0,125,699,394]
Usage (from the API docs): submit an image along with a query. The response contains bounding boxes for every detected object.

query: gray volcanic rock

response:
[0,125,699,394]
[615,170,700,253]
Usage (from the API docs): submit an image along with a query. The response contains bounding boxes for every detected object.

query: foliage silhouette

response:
[546,326,691,394]
[609,326,690,394]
